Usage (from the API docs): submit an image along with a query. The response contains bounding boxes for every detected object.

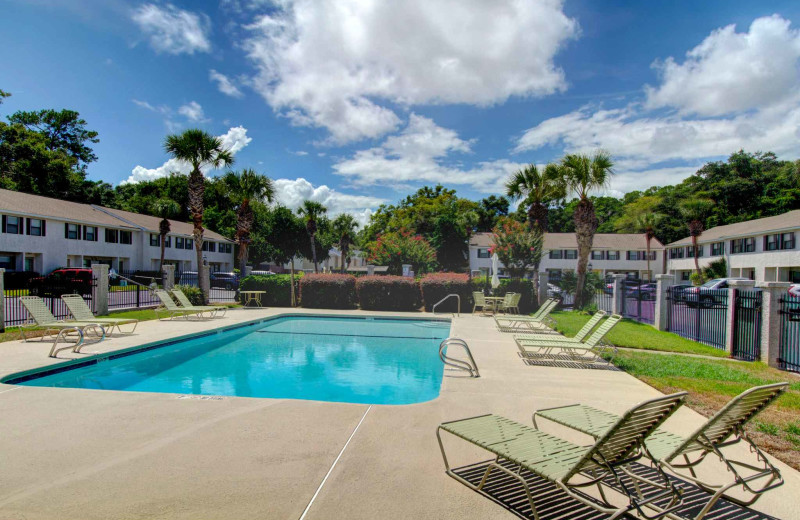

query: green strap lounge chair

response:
[533,383,788,519]
[171,289,227,318]
[513,310,606,343]
[438,392,688,520]
[61,294,138,334]
[472,292,491,315]
[19,296,106,357]
[515,314,622,365]
[152,289,214,320]
[494,298,559,333]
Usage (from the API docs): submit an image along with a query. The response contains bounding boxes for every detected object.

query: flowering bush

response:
[419,273,473,312]
[356,275,422,311]
[490,217,543,279]
[300,273,357,309]
[363,229,437,275]
[240,273,302,307]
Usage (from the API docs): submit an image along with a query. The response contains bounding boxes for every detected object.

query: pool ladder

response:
[432,294,460,316]
[439,338,479,378]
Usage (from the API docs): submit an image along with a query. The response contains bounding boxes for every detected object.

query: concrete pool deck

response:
[0,307,797,520]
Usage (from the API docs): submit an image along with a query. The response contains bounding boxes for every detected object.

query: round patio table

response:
[484,296,504,314]
[240,290,266,308]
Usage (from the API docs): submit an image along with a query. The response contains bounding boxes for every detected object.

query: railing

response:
[778,294,800,372]
[3,276,95,328]
[666,286,728,349]
[432,294,460,316]
[621,279,655,325]
[439,338,479,377]
[108,271,160,310]
[732,289,762,361]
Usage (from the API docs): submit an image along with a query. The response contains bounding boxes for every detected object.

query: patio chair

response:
[508,293,522,314]
[495,292,516,315]
[437,392,688,520]
[472,291,492,315]
[532,383,788,519]
[19,296,106,357]
[171,289,227,318]
[152,289,214,320]
[61,294,138,334]
[494,298,559,333]
[515,313,622,365]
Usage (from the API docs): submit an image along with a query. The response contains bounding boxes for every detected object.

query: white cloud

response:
[645,15,800,116]
[209,69,244,98]
[131,3,211,55]
[273,177,387,226]
[177,101,207,122]
[333,114,524,192]
[243,0,577,143]
[132,99,169,114]
[124,126,252,184]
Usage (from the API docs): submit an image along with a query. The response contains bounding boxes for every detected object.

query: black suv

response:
[29,268,94,297]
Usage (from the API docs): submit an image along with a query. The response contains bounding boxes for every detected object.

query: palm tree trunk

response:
[692,235,701,276]
[310,234,318,273]
[532,261,541,305]
[188,168,208,303]
[290,260,296,306]
[573,198,598,308]
[238,243,248,274]
[160,236,166,271]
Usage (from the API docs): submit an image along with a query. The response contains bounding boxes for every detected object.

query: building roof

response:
[470,232,663,250]
[666,210,800,247]
[0,189,232,241]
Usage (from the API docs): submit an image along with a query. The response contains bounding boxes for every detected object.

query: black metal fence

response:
[621,279,655,324]
[731,289,762,361]
[778,294,800,372]
[174,270,238,303]
[3,276,95,328]
[666,286,728,349]
[108,270,161,310]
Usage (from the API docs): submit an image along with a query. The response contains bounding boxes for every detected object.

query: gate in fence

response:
[731,289,762,361]
[109,270,161,310]
[621,279,655,324]
[666,286,728,349]
[4,275,95,328]
[778,294,800,372]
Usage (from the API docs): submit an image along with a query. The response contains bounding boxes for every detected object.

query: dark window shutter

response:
[42,220,46,237]
[1,215,6,233]
[26,218,30,235]
[94,227,99,241]
[65,223,69,238]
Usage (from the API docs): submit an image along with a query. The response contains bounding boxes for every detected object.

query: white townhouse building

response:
[469,232,665,280]
[0,189,235,274]
[665,210,800,284]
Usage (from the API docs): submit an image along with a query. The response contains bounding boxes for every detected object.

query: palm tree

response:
[560,151,614,308]
[332,213,358,273]
[223,169,275,274]
[635,212,662,281]
[679,198,715,278]
[164,129,234,303]
[298,200,327,273]
[505,163,565,301]
[151,198,181,271]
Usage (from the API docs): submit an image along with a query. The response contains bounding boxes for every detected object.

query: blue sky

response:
[2,0,799,223]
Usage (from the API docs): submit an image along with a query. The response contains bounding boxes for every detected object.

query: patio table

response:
[240,290,266,308]
[484,296,504,314]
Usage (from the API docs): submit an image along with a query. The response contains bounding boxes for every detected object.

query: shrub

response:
[175,284,204,305]
[239,273,302,307]
[362,229,437,275]
[356,275,421,311]
[300,273,357,309]
[490,217,543,279]
[420,273,473,312]
[472,277,536,314]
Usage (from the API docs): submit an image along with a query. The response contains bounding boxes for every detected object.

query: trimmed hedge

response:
[472,277,537,314]
[300,273,357,309]
[356,275,421,311]
[239,273,302,307]
[420,273,473,312]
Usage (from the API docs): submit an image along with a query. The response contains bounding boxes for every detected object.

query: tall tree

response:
[164,129,234,303]
[332,213,358,273]
[679,198,715,278]
[298,200,327,273]
[7,109,99,173]
[560,151,614,308]
[151,197,181,271]
[636,212,662,280]
[261,206,308,306]
[223,169,275,273]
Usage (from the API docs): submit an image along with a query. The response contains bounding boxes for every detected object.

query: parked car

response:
[669,284,693,303]
[683,277,751,308]
[28,268,93,297]
[789,284,800,298]
[627,282,657,301]
[210,272,239,290]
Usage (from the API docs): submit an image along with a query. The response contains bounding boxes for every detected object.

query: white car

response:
[683,277,752,307]
[789,283,800,298]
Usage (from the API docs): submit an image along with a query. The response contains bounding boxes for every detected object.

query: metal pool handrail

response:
[432,294,460,316]
[439,338,479,377]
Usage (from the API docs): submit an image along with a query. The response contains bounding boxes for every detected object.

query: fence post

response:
[756,281,790,368]
[611,274,626,315]
[162,265,175,292]
[92,263,109,316]
[653,274,674,331]
[0,268,5,333]
[538,271,549,306]
[725,279,755,355]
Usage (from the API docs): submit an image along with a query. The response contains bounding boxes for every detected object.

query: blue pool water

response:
[12,316,451,405]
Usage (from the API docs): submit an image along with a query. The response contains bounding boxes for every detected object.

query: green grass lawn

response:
[548,310,728,357]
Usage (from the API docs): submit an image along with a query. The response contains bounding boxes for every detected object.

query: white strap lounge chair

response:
[19,296,106,357]
[171,289,227,318]
[61,294,138,334]
[152,289,214,320]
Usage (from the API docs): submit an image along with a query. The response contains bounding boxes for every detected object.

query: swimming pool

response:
[7,315,452,405]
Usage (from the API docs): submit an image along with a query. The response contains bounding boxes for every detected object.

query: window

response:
[686,246,703,258]
[564,249,577,259]
[731,237,756,254]
[711,242,724,256]
[184,237,193,250]
[765,234,779,251]
[477,248,490,259]
[119,231,132,245]
[2,216,23,234]
[65,223,80,240]
[627,251,636,261]
[781,232,795,250]
[681,271,690,281]
[549,250,563,260]
[176,237,184,249]
[222,243,232,253]
[163,236,171,248]
[669,247,684,259]
[606,250,620,260]
[591,250,605,260]
[83,226,97,241]
[202,241,216,253]
[150,234,159,247]
[0,254,15,270]
[649,251,657,260]
[105,229,118,243]
[26,218,45,236]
